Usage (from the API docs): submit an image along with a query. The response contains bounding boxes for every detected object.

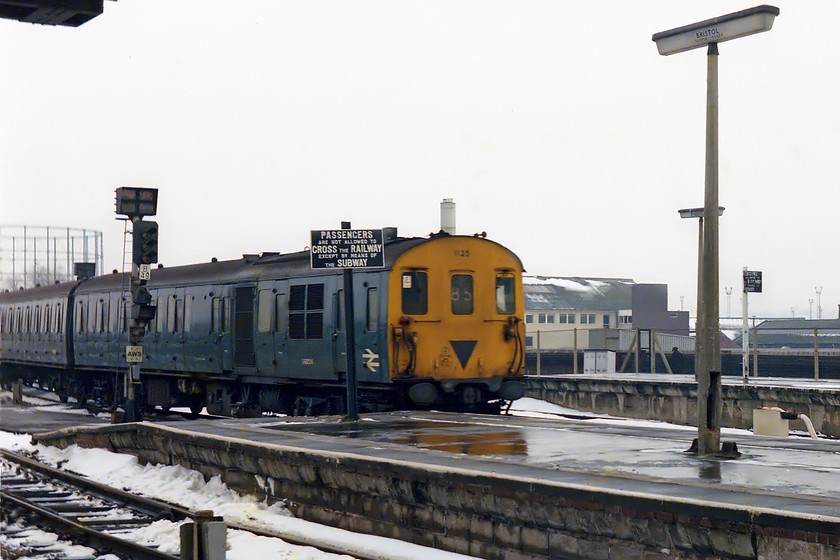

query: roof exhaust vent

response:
[440,198,456,235]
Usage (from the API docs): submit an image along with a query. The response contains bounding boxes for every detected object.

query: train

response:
[0,228,526,416]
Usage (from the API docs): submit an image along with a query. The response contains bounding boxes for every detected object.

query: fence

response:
[527,326,839,379]
[732,325,840,380]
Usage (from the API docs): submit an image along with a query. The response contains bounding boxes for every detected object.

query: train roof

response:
[0,280,80,303]
[4,232,523,298]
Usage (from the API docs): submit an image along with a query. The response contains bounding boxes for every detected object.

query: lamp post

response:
[656,5,779,455]
[816,286,823,320]
[725,287,733,319]
[678,206,725,405]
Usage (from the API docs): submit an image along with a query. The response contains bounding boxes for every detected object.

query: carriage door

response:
[357,277,382,383]
[234,286,256,369]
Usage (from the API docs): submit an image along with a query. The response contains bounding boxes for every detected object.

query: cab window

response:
[451,274,473,315]
[401,271,427,315]
[495,275,516,314]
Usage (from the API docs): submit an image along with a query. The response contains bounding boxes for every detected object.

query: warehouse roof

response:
[523,276,634,312]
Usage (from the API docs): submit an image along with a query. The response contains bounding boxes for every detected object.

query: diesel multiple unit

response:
[0,230,526,416]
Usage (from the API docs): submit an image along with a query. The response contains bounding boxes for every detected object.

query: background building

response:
[524,277,690,352]
[733,318,840,350]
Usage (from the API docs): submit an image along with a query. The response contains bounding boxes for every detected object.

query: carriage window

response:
[289,283,323,339]
[257,290,274,333]
[307,284,324,311]
[274,293,286,333]
[109,297,118,333]
[34,305,41,332]
[334,290,344,332]
[496,275,516,314]
[76,302,85,333]
[55,302,63,333]
[366,288,379,332]
[124,300,131,333]
[451,274,473,315]
[183,297,191,333]
[175,298,185,333]
[97,300,108,333]
[87,300,96,333]
[167,296,177,333]
[401,271,428,315]
[211,297,224,333]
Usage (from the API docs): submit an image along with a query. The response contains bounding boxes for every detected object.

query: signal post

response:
[115,187,159,422]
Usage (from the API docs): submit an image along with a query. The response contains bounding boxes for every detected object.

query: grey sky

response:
[1,1,836,319]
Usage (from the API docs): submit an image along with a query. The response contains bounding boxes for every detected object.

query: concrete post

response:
[742,274,749,382]
[697,43,721,455]
[814,327,820,380]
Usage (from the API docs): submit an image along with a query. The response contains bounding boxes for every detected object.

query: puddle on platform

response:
[269,419,528,457]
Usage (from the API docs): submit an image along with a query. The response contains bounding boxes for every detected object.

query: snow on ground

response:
[0,430,480,560]
[0,521,113,560]
[509,396,754,436]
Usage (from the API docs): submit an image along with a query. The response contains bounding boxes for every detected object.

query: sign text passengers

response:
[310,229,385,269]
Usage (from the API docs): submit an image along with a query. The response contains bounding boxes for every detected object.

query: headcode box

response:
[310,229,384,269]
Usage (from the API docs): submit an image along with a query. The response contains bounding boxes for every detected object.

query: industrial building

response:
[523,277,690,355]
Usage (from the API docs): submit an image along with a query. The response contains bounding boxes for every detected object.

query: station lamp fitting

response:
[115,187,158,218]
[678,207,725,219]
[652,5,779,56]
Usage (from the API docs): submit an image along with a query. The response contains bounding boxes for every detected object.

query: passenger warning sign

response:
[310,229,384,269]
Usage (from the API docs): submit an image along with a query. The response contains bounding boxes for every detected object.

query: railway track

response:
[1,448,405,560]
[1,448,188,560]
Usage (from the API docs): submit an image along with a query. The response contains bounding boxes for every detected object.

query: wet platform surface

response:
[243,411,840,500]
[5,394,840,522]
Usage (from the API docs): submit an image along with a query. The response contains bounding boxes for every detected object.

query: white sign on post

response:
[125,345,143,363]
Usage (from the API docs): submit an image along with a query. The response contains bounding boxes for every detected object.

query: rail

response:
[1,448,405,560]
[1,449,183,560]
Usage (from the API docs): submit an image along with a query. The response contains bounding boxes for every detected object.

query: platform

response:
[525,373,840,438]
[15,405,840,560]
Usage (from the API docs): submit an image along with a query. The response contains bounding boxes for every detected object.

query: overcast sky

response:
[1,1,836,319]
